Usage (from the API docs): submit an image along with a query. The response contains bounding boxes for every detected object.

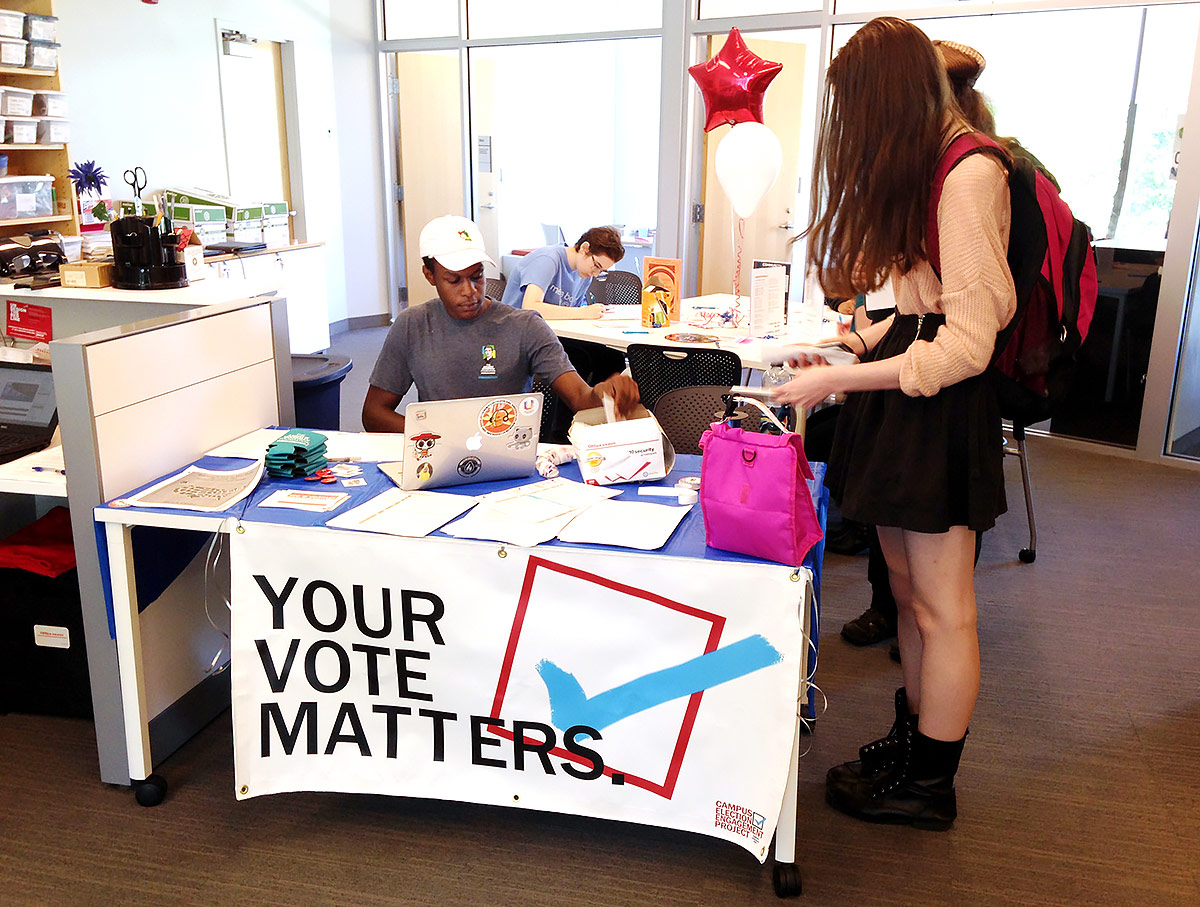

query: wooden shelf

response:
[0,214,72,227]
[0,65,54,77]
[0,143,65,151]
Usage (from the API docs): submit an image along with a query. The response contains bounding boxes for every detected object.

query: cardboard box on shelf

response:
[569,405,675,486]
[181,235,207,281]
[59,260,114,289]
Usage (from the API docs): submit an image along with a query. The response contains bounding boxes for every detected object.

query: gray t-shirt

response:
[369,298,576,401]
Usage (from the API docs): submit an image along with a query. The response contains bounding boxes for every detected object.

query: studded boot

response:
[825,687,916,789]
[826,724,967,831]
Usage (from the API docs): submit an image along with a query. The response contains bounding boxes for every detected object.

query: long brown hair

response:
[805,18,958,297]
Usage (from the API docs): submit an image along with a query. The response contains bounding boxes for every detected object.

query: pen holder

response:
[110,216,189,290]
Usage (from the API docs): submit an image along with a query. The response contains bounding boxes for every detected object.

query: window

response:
[467,38,662,275]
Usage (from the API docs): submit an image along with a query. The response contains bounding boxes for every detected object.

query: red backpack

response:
[927,132,1098,425]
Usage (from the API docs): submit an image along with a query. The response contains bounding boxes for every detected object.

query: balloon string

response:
[733,215,745,325]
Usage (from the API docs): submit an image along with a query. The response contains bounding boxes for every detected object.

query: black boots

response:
[826,693,966,831]
[826,687,914,787]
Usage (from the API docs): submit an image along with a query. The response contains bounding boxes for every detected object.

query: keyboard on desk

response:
[0,431,48,464]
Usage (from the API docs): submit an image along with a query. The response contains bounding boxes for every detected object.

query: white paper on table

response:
[204,429,407,464]
[340,432,406,463]
[205,428,288,460]
[479,476,620,510]
[125,461,265,512]
[0,444,65,484]
[325,487,477,537]
[440,504,580,547]
[258,488,350,512]
[556,499,693,550]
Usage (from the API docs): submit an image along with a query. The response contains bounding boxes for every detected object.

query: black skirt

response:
[824,314,1006,534]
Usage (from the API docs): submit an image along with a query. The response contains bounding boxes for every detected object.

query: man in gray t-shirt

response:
[363,215,639,434]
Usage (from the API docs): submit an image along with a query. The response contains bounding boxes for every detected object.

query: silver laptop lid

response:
[401,392,542,490]
[0,360,56,432]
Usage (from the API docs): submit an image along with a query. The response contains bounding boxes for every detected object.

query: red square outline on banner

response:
[489,555,725,799]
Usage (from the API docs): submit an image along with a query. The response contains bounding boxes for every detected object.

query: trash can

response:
[0,506,92,719]
[291,353,353,431]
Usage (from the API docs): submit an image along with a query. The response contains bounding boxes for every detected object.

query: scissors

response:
[124,166,147,216]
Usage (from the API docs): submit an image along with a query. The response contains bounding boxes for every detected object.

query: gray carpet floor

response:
[2,327,1198,905]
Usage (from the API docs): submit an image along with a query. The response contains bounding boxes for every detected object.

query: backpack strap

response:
[927,132,1011,279]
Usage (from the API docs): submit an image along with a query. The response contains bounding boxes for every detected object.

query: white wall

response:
[56,0,389,329]
[326,1,390,324]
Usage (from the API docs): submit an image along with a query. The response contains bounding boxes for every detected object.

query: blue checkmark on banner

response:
[536,634,783,732]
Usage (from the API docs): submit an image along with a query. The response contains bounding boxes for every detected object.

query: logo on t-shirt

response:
[480,343,497,378]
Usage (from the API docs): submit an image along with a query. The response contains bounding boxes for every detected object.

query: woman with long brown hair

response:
[773,17,1016,830]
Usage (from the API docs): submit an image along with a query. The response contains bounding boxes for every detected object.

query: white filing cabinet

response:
[209,243,330,353]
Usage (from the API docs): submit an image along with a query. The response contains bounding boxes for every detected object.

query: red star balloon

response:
[688,27,783,133]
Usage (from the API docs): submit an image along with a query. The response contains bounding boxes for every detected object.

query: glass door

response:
[467,37,663,283]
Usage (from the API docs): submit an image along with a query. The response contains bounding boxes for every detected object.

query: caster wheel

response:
[1018,548,1036,564]
[133,773,167,807]
[772,861,803,897]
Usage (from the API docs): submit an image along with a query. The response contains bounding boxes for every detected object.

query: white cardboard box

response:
[569,405,675,485]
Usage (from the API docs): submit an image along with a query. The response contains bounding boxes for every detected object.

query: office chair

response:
[531,376,566,444]
[485,276,507,303]
[1003,420,1037,563]
[653,385,762,456]
[625,344,743,412]
[602,270,642,305]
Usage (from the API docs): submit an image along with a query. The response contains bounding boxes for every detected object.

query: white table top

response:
[0,444,67,497]
[0,275,280,306]
[546,294,835,371]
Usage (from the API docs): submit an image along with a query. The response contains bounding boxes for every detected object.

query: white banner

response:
[229,523,808,861]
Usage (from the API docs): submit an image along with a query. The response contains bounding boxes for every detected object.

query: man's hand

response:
[593,373,640,414]
[583,303,607,320]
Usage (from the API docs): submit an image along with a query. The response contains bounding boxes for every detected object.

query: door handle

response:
[479,204,495,209]
[778,222,795,230]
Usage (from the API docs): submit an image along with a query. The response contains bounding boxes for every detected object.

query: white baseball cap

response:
[419,215,496,271]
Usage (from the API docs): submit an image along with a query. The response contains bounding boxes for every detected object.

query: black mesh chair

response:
[603,270,642,306]
[531,376,567,444]
[484,276,507,303]
[626,344,743,412]
[653,385,762,456]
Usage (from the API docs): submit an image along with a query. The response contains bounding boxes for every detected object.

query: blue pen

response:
[622,330,649,334]
[32,466,65,475]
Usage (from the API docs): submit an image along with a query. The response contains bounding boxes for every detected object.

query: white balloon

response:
[714,122,783,219]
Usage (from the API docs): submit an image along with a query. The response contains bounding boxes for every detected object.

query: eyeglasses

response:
[590,254,608,276]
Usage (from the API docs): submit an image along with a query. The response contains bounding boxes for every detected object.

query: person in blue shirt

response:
[500,226,630,388]
[500,226,624,320]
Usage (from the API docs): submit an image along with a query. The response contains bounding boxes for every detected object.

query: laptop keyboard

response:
[0,432,40,455]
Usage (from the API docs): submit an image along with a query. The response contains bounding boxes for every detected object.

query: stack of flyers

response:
[259,488,350,513]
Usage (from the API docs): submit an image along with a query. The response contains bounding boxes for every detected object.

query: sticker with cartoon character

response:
[415,462,434,482]
[457,456,482,478]
[479,399,518,435]
[506,425,534,451]
[410,431,441,460]
[480,344,498,379]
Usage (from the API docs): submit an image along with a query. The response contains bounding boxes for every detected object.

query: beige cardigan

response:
[893,152,1017,397]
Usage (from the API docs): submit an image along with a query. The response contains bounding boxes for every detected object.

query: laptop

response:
[394,393,543,490]
[0,360,58,464]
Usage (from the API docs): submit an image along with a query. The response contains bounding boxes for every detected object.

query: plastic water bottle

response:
[759,365,793,434]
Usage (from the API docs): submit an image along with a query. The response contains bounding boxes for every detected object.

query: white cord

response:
[201,524,234,675]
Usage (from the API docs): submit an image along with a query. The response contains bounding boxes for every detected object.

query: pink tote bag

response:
[698,397,823,566]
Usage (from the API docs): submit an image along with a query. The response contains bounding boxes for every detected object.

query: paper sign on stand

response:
[642,257,683,327]
[749,264,787,337]
[569,405,675,486]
